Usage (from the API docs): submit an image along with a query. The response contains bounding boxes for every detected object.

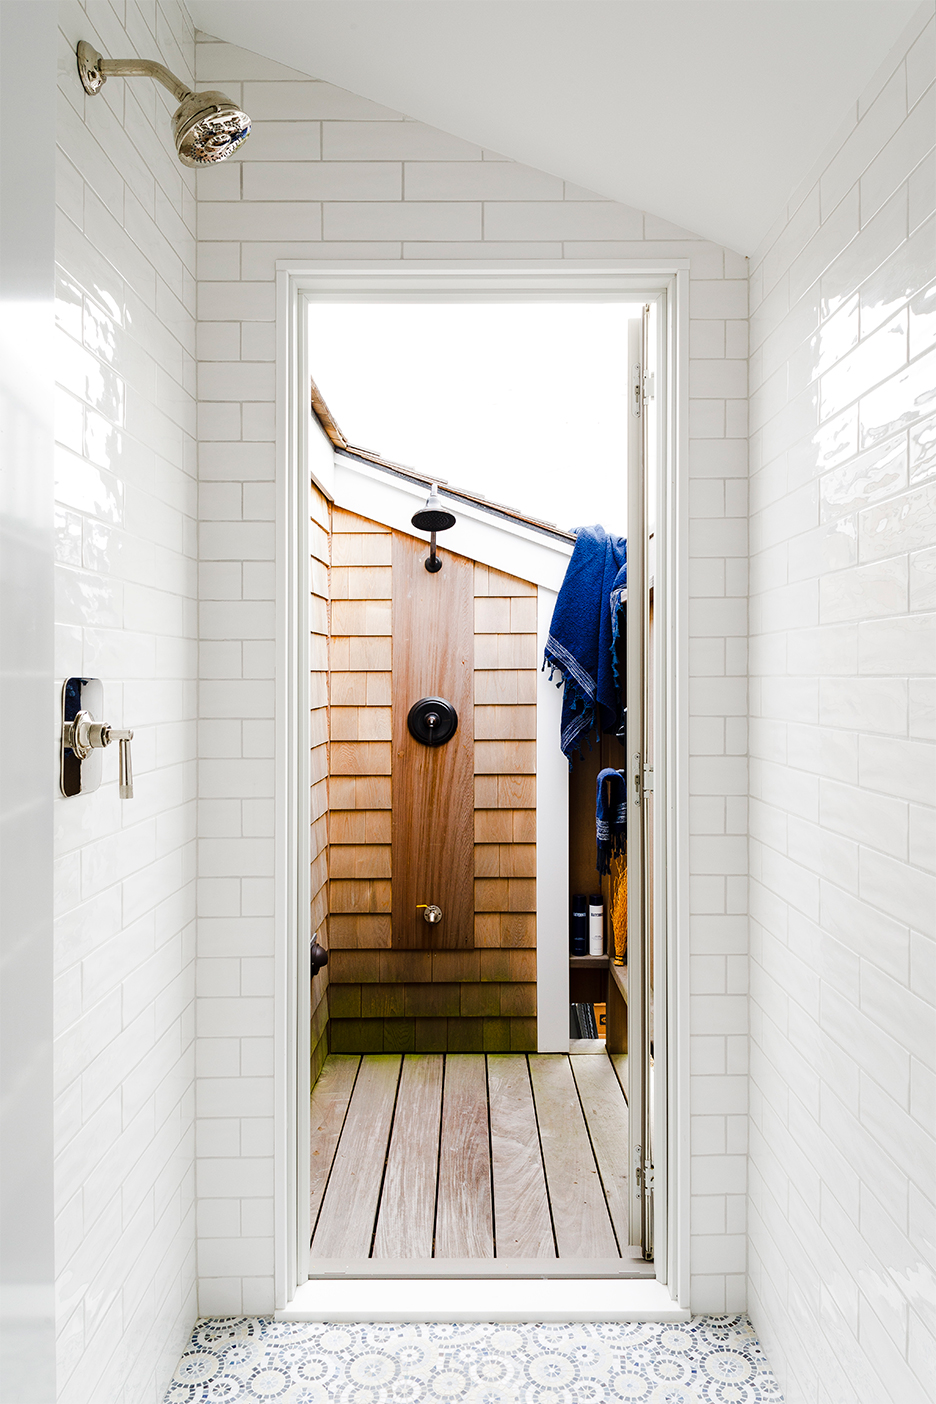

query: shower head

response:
[77,41,251,166]
[411,485,456,573]
[411,485,456,534]
[172,92,252,167]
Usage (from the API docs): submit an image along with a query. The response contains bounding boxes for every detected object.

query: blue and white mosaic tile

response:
[164,1314,784,1402]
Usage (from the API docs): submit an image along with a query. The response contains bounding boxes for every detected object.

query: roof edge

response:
[311,374,575,545]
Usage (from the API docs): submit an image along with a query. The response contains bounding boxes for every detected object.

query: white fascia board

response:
[278,1276,687,1323]
[333,453,574,590]
[308,408,335,499]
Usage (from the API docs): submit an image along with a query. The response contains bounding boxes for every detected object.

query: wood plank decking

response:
[309,1051,639,1267]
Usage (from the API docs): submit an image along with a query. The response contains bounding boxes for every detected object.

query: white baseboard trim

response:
[276,1276,689,1323]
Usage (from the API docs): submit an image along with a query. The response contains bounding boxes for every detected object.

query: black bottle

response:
[570,893,588,956]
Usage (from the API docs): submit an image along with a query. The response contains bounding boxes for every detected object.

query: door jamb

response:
[274,262,691,1315]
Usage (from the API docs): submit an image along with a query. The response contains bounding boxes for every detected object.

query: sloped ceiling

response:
[189,0,923,254]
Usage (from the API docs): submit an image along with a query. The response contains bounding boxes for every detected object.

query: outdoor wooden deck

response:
[309,1051,642,1271]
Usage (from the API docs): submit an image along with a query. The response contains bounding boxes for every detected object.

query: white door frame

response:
[273,262,691,1320]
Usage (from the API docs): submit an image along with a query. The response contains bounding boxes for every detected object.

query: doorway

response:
[275,265,689,1318]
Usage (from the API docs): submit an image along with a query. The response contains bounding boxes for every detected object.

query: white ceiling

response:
[189,1,923,254]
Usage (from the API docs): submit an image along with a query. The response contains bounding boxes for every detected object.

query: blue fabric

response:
[543,525,627,763]
[596,767,627,875]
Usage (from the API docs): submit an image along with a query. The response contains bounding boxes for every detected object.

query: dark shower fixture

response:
[310,936,329,978]
[411,484,456,572]
[407,697,459,747]
[77,41,251,166]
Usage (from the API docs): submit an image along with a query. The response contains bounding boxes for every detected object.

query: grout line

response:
[367,1052,405,1259]
[526,1053,560,1258]
[309,1053,363,1247]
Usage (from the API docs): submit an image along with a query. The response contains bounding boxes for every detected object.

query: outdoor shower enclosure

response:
[326,504,542,1055]
[298,426,580,1064]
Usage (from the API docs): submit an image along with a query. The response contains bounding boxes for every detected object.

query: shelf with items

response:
[567,726,628,1051]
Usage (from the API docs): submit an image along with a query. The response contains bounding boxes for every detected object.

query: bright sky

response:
[306,301,636,534]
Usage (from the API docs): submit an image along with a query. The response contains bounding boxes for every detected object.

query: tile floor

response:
[163,1313,784,1401]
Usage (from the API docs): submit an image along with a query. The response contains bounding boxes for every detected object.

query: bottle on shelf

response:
[588,894,604,955]
[570,894,588,956]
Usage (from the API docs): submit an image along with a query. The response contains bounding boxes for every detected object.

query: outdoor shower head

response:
[411,485,457,534]
[411,485,456,573]
[77,41,251,166]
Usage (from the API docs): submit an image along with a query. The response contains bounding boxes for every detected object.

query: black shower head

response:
[411,484,456,533]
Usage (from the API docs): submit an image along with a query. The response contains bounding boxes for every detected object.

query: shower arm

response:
[78,43,192,102]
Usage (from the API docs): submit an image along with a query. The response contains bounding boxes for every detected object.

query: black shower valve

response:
[310,936,329,978]
[407,696,458,746]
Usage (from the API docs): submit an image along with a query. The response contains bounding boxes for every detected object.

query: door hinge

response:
[634,1145,655,1199]
[633,755,653,802]
[643,371,655,402]
[631,362,642,418]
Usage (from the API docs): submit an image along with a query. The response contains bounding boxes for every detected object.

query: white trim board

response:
[274,261,691,1318]
[277,1277,689,1324]
[332,452,574,589]
[536,583,567,1051]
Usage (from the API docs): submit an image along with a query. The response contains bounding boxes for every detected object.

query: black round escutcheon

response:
[407,696,458,747]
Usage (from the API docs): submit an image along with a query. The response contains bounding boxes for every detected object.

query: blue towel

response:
[543,525,627,763]
[596,767,627,875]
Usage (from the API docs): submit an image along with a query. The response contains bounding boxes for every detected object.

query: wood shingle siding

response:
[309,483,331,1085]
[327,510,537,1051]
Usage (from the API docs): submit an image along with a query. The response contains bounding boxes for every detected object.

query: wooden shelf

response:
[569,954,610,968]
[609,961,628,1004]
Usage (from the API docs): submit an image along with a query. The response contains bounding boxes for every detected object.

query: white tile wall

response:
[747,10,936,1402]
[54,4,197,1401]
[194,32,749,1317]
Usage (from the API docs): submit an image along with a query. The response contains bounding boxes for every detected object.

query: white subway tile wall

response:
[194,33,749,1317]
[54,4,197,1402]
[747,11,935,1403]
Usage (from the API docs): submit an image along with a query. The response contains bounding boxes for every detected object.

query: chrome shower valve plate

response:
[61,676,104,795]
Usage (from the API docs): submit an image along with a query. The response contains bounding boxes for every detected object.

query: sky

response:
[306,301,637,535]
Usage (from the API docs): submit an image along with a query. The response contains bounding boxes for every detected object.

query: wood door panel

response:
[392,533,474,949]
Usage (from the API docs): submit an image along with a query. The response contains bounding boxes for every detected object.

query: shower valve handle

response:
[417,904,443,924]
[64,711,134,798]
[108,731,134,799]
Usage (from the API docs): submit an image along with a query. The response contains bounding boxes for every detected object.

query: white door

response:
[626,306,655,1259]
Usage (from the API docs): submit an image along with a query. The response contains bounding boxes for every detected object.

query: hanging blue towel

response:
[543,524,627,763]
[596,767,627,875]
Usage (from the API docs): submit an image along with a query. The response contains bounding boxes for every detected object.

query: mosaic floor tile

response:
[164,1313,784,1402]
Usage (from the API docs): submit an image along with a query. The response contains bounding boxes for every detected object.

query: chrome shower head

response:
[172,91,252,166]
[411,484,456,534]
[77,41,251,167]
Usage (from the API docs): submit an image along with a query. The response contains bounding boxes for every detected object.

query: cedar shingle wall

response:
[327,512,537,1052]
[309,484,331,1084]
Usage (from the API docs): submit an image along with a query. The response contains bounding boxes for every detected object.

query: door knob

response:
[417,904,442,924]
[61,678,134,797]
